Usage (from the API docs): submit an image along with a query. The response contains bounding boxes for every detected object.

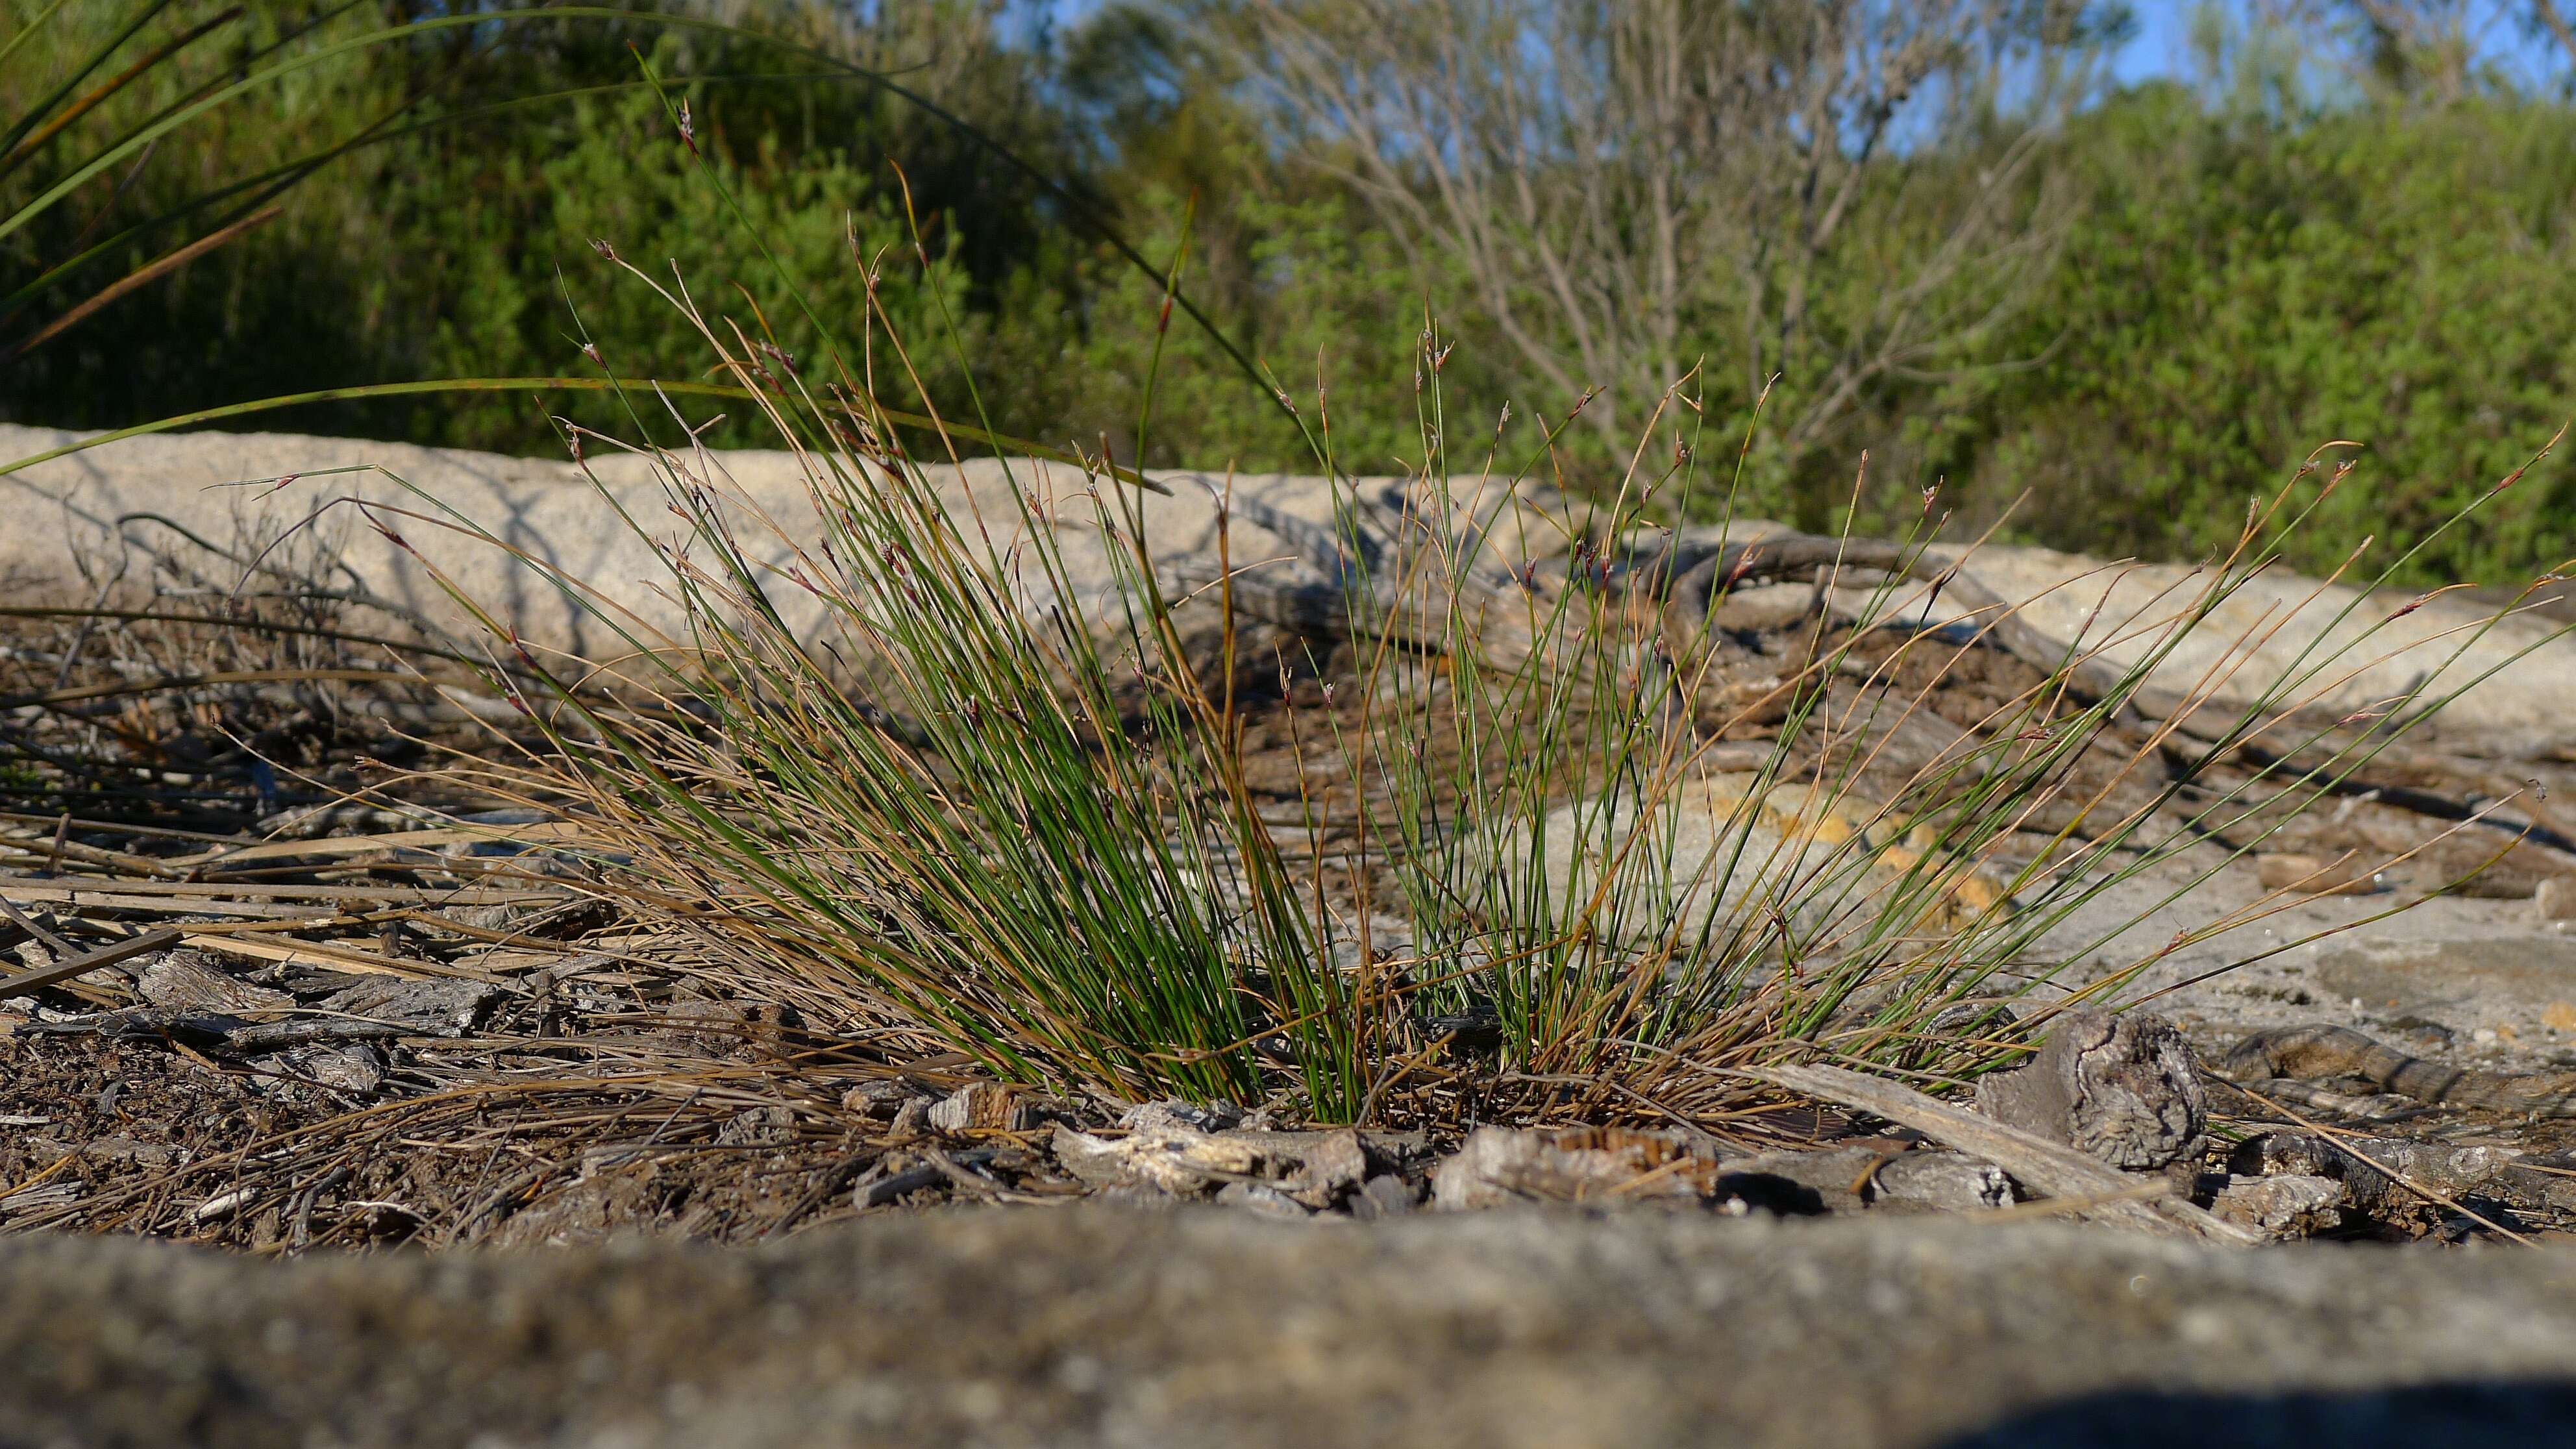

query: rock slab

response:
[8,1209,2576,1447]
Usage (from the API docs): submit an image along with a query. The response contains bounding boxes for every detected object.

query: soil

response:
[7,604,2576,1252]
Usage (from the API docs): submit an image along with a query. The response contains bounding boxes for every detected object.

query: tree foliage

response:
[2,0,2570,584]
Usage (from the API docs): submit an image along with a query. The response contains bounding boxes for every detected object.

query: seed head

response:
[1720,544,1764,591]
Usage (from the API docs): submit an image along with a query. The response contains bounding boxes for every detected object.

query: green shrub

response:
[1937,85,2576,584]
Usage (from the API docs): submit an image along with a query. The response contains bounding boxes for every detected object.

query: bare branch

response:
[1229,0,2105,463]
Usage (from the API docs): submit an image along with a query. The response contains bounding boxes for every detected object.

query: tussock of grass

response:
[18,33,2562,1136]
[369,175,2560,1130]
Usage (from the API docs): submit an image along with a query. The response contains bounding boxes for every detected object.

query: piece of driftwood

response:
[1746,1061,2258,1245]
[1872,1150,2015,1213]
[1430,1126,1721,1210]
[927,1082,1032,1135]
[1050,1123,1255,1196]
[854,1163,945,1209]
[1052,1108,1374,1208]
[2209,1174,2346,1241]
[134,949,297,1016]
[1657,536,2164,721]
[0,926,181,997]
[2217,1024,2576,1118]
[1973,1009,2207,1170]
[2225,1128,2576,1223]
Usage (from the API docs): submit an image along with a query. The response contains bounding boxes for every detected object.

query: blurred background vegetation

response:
[3,0,2572,584]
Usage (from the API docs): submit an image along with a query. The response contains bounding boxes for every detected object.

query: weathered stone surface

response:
[2255,852,2388,897]
[0,423,1561,682]
[14,421,2575,753]
[2539,875,2576,926]
[9,1210,2576,1447]
[1518,771,2011,945]
[2314,936,2576,1030]
[1890,539,2576,756]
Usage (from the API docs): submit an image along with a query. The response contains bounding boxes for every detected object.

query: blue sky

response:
[2109,1,2568,91]
[2112,1,2234,86]
[1039,2,2566,95]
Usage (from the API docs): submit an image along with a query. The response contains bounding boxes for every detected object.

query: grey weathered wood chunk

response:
[1973,1009,2205,1170]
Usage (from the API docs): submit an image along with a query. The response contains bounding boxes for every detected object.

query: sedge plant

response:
[114,55,2568,1130]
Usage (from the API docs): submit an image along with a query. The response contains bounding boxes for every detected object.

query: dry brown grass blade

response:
[176,930,501,983]
[0,203,282,363]
[0,827,186,879]
[0,664,414,712]
[170,821,596,870]
[0,877,556,906]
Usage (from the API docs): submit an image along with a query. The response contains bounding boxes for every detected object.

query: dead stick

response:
[2209,1076,2534,1246]
[1742,1061,2259,1245]
[0,926,181,996]
[0,895,75,956]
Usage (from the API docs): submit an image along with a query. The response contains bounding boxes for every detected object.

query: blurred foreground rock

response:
[9,1209,2576,1447]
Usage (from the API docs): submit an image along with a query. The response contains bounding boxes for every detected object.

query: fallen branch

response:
[0,926,182,997]
[2218,1024,2576,1119]
[1744,1061,2258,1245]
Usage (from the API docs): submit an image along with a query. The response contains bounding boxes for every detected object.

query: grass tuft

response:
[364,219,2561,1130]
